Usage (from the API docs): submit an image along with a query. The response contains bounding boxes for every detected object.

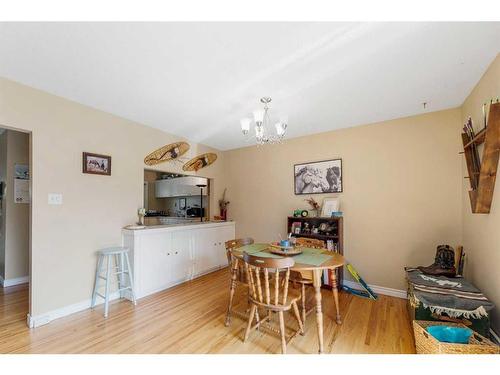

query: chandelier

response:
[240,97,287,145]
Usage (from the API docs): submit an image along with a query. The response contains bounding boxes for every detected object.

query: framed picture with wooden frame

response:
[82,152,112,176]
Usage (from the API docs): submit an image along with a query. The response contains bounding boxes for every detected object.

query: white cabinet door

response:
[215,225,236,267]
[137,232,172,296]
[171,230,195,283]
[193,227,220,275]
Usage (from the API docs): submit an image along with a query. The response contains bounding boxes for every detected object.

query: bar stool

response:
[91,246,137,318]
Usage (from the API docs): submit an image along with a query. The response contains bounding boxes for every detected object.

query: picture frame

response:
[321,198,340,217]
[294,158,342,195]
[82,152,112,176]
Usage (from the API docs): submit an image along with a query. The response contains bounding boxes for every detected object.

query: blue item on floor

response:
[426,325,473,344]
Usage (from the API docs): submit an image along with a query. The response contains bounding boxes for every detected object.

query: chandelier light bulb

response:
[240,118,251,135]
[253,109,265,124]
[275,122,285,136]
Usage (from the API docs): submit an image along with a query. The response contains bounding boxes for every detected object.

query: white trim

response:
[0,275,29,287]
[26,291,123,328]
[343,280,407,299]
[490,328,500,344]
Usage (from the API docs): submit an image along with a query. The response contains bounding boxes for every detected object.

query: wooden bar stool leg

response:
[278,310,287,354]
[104,255,112,318]
[91,255,103,309]
[124,252,137,305]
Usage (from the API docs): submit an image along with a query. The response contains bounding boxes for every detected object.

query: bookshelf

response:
[287,216,344,289]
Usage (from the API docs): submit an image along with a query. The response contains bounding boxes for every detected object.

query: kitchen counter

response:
[125,220,234,232]
[122,220,235,299]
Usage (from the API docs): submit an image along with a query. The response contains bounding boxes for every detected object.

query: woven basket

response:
[413,320,499,354]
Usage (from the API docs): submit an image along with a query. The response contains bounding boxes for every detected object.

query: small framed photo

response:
[82,152,111,176]
[321,198,340,217]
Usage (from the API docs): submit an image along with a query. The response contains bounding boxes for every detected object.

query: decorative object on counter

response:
[461,101,500,213]
[196,183,207,222]
[137,208,146,225]
[294,158,342,194]
[321,197,340,217]
[219,188,230,221]
[182,152,217,172]
[239,96,288,145]
[292,209,302,217]
[304,197,320,217]
[143,141,190,166]
[82,152,111,176]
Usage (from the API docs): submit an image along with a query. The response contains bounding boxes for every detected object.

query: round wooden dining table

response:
[227,244,345,354]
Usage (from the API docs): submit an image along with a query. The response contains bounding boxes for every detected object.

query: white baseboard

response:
[343,280,407,299]
[27,291,124,328]
[0,275,29,287]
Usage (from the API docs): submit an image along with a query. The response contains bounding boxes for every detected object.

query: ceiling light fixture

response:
[240,97,287,145]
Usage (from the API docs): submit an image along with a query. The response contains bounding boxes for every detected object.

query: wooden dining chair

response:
[289,237,326,325]
[243,252,304,354]
[224,237,254,326]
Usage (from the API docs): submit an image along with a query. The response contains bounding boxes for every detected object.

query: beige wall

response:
[225,109,463,291]
[0,77,227,316]
[460,53,500,333]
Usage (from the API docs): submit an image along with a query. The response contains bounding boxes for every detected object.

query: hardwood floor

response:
[0,269,415,354]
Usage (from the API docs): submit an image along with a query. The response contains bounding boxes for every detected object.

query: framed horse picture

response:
[294,158,342,195]
[82,152,111,176]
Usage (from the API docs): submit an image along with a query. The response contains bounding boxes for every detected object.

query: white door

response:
[171,230,195,282]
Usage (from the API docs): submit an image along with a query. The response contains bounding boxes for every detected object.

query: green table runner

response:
[236,244,333,266]
[234,243,269,254]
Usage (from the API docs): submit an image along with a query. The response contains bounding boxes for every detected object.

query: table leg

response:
[313,269,324,354]
[225,258,239,326]
[330,269,342,324]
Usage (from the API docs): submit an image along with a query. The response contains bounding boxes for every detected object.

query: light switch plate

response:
[48,193,63,205]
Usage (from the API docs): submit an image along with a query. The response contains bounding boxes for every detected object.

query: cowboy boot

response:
[418,245,456,277]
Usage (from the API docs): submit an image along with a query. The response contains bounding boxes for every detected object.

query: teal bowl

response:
[426,326,473,344]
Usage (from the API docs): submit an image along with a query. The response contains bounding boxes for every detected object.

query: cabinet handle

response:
[167,253,171,256]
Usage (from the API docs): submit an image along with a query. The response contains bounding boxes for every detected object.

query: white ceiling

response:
[0,22,499,150]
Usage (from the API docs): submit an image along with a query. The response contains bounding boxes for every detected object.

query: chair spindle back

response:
[243,252,294,307]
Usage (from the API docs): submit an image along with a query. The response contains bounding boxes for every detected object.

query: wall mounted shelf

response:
[462,102,500,214]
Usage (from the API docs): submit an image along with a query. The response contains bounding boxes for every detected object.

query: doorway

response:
[0,126,32,326]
